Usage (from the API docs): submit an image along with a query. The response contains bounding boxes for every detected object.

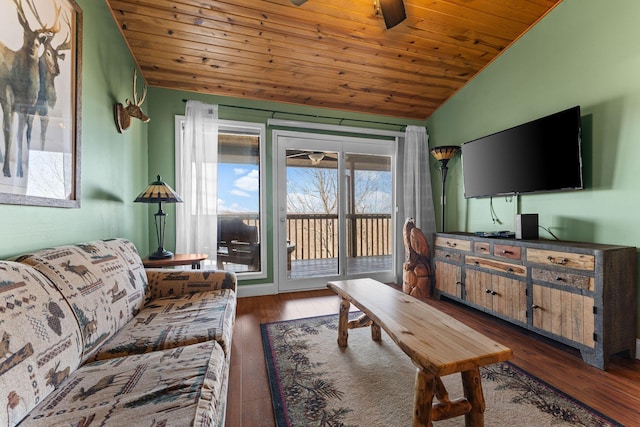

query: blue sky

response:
[218,163,259,213]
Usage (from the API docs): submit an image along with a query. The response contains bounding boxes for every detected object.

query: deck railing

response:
[218,212,392,260]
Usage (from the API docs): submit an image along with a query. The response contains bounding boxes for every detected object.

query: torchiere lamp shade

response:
[135,175,183,259]
[430,145,460,162]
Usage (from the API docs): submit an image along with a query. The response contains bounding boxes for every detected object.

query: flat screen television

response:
[461,106,583,198]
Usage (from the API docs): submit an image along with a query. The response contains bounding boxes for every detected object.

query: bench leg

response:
[413,367,435,427]
[337,297,350,347]
[371,322,381,342]
[461,368,485,427]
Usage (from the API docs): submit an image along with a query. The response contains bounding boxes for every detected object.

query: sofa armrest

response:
[145,268,237,300]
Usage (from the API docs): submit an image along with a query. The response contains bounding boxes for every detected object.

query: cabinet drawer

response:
[474,242,490,255]
[466,256,527,277]
[532,268,594,291]
[494,244,521,260]
[435,249,462,262]
[527,249,595,271]
[435,236,471,252]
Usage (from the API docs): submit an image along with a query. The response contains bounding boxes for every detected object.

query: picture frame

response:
[0,0,82,208]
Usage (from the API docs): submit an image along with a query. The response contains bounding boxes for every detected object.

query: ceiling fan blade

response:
[290,0,307,5]
[286,152,310,158]
[379,0,406,29]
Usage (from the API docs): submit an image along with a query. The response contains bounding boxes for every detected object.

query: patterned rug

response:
[261,313,621,427]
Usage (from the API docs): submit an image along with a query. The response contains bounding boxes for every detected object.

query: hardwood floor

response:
[225,287,640,426]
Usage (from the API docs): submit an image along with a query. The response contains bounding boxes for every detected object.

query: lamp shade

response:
[134,175,183,260]
[430,145,460,161]
[134,175,183,204]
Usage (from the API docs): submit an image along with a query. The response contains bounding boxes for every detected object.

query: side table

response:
[142,253,209,269]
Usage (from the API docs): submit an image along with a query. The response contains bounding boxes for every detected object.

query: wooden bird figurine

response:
[402,218,433,298]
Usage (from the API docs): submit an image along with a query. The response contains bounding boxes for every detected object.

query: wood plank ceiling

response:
[106,0,562,120]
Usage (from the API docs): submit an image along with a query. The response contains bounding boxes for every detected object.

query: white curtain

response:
[403,125,436,238]
[176,101,219,261]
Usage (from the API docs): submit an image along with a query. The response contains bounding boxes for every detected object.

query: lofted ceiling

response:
[106,0,562,120]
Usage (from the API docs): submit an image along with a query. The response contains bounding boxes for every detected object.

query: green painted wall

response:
[0,0,149,259]
[426,0,640,338]
[146,88,422,285]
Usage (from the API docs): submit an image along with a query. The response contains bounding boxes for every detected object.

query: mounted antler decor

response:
[114,69,149,133]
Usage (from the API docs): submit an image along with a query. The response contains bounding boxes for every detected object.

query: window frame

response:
[175,115,267,279]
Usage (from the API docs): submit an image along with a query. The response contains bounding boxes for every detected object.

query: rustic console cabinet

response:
[433,232,637,370]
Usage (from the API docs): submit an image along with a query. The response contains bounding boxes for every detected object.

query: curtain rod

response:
[181,98,407,130]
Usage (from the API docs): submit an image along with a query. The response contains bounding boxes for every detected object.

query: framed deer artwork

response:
[0,0,82,207]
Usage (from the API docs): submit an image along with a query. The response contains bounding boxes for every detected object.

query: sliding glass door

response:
[344,152,393,277]
[275,131,395,292]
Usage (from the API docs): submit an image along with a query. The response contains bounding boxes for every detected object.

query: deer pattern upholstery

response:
[19,340,227,426]
[89,286,237,360]
[0,261,83,427]
[15,238,148,363]
[1,238,237,427]
[145,269,236,300]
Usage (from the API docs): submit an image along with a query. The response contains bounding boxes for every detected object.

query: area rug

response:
[261,313,621,427]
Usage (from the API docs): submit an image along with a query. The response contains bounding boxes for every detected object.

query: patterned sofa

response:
[0,238,236,427]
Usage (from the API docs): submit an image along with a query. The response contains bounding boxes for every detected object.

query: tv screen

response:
[461,106,583,198]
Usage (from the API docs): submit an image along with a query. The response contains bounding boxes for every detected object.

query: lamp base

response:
[148,249,174,260]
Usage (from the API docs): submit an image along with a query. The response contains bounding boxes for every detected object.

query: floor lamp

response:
[431,146,460,232]
[134,175,183,259]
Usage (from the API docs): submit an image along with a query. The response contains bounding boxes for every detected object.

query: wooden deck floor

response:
[289,255,392,279]
[221,255,393,279]
[226,287,640,426]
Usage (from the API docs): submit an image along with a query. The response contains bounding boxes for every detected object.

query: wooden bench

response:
[327,278,513,427]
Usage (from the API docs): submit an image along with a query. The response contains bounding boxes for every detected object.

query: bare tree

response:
[287,167,388,214]
[286,165,391,260]
[287,167,337,213]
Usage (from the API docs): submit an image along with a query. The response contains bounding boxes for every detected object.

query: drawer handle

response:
[485,288,492,294]
[447,241,457,248]
[547,256,568,265]
[444,254,451,258]
[532,304,541,309]
[485,289,498,296]
[501,250,513,255]
[474,261,480,266]
[479,247,487,252]
[556,276,565,282]
[506,267,514,273]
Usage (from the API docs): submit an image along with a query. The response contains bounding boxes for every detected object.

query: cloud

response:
[233,168,248,175]
[231,189,251,198]
[234,170,259,192]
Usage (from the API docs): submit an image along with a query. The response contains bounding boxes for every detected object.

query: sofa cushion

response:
[0,261,83,427]
[19,341,227,427]
[15,239,148,363]
[146,269,237,299]
[90,288,236,361]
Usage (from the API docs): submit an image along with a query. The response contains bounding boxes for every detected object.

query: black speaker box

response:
[515,214,538,240]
